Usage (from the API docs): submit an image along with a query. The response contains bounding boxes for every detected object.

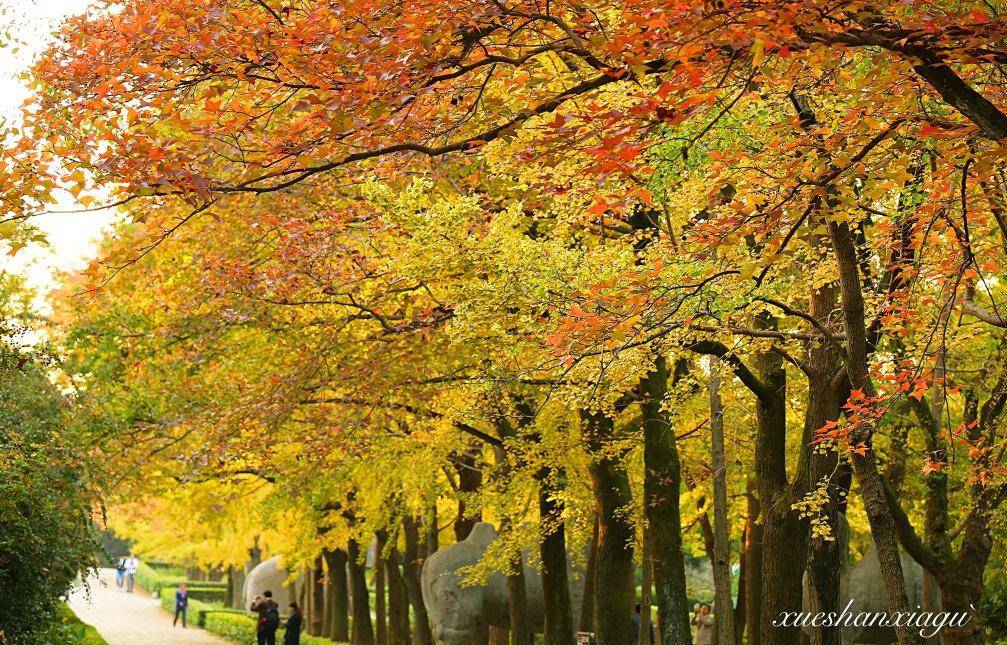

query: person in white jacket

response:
[124,555,139,593]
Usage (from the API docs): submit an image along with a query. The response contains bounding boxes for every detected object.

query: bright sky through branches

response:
[0,0,116,309]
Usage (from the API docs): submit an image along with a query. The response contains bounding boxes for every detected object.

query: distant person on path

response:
[173,583,189,628]
[115,557,126,589]
[691,602,714,645]
[124,554,139,593]
[284,602,303,645]
[630,603,654,645]
[251,590,280,645]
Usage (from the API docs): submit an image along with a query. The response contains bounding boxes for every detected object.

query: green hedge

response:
[186,587,227,604]
[135,561,185,594]
[160,586,216,617]
[204,612,258,642]
[203,611,348,645]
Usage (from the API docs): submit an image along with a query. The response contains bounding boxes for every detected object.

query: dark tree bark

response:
[312,556,326,636]
[751,328,809,645]
[424,503,439,558]
[639,358,693,645]
[387,547,412,645]
[688,331,810,645]
[582,409,635,645]
[829,219,924,645]
[733,527,746,645]
[536,467,576,645]
[489,439,533,645]
[324,548,351,642]
[801,275,847,645]
[348,538,375,645]
[454,446,483,542]
[640,527,654,645]
[375,533,389,645]
[580,514,599,633]
[402,516,435,645]
[708,363,736,645]
[743,482,762,645]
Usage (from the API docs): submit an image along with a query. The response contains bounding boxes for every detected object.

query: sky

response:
[0,0,118,310]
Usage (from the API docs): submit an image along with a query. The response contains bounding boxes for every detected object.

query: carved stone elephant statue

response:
[242,556,302,609]
[421,522,585,645]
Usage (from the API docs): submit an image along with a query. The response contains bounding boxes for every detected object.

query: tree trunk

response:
[490,444,533,645]
[802,276,846,645]
[424,502,439,558]
[312,556,326,636]
[324,548,351,642]
[580,514,599,633]
[375,533,389,645]
[349,538,375,645]
[455,446,483,542]
[751,325,807,645]
[640,526,654,645]
[938,487,994,645]
[537,467,576,645]
[829,219,924,645]
[709,360,736,645]
[504,550,533,645]
[403,516,435,645]
[733,528,746,645]
[387,547,412,645]
[582,410,635,645]
[743,483,762,645]
[639,358,693,645]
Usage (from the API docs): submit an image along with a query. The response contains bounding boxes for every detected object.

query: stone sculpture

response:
[242,556,299,609]
[421,522,586,645]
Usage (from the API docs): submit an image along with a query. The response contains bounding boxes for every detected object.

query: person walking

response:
[691,603,714,645]
[124,554,139,593]
[252,591,281,645]
[114,558,126,590]
[174,584,189,628]
[284,602,303,645]
[631,603,654,645]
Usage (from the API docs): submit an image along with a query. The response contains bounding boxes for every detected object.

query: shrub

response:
[186,587,227,604]
[135,561,184,595]
[202,609,349,645]
[0,338,100,643]
[43,604,109,645]
[205,612,258,642]
[160,586,216,618]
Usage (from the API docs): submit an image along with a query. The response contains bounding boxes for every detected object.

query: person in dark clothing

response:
[630,603,654,645]
[284,602,303,645]
[251,590,280,645]
[173,583,189,628]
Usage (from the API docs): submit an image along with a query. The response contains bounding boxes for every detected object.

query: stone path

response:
[67,568,232,645]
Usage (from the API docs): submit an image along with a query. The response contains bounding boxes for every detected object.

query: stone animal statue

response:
[242,556,301,609]
[803,515,933,644]
[421,522,586,645]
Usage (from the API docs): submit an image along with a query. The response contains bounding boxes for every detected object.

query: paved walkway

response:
[67,568,232,644]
